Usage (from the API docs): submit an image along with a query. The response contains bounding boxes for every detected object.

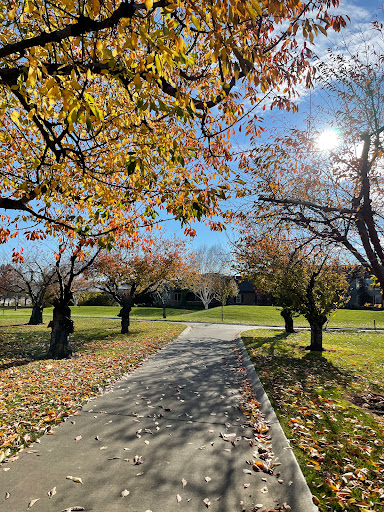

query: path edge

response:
[236,334,319,512]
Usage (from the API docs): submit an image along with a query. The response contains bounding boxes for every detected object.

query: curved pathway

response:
[0,323,317,512]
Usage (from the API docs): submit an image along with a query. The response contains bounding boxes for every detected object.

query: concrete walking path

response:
[0,323,317,512]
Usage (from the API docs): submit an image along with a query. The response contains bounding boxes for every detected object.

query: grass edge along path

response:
[241,328,384,512]
[0,320,185,463]
[2,305,384,330]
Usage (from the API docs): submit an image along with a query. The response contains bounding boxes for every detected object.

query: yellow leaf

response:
[10,111,20,126]
[91,0,100,15]
[250,0,263,16]
[191,14,201,30]
[27,67,37,88]
[133,73,141,88]
[144,0,153,10]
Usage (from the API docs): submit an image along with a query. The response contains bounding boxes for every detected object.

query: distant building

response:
[159,277,272,309]
[346,269,382,308]
[229,278,272,306]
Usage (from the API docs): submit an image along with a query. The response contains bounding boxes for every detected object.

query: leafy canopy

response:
[0,0,346,251]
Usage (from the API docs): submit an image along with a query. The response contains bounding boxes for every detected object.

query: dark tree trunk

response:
[28,304,43,325]
[47,298,74,359]
[162,305,166,319]
[306,316,327,351]
[280,308,294,333]
[118,298,132,334]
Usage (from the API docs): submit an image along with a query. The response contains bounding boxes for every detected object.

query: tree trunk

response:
[204,303,209,310]
[118,298,132,334]
[162,305,166,319]
[280,308,294,333]
[47,299,74,359]
[306,317,327,351]
[28,304,43,325]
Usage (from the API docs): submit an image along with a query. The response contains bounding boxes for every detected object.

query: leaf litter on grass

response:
[242,329,384,512]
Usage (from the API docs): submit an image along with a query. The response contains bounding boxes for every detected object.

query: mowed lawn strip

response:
[0,319,185,461]
[2,305,384,329]
[241,328,384,512]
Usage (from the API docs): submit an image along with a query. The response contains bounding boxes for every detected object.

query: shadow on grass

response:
[242,331,352,392]
[244,330,293,357]
[0,324,139,370]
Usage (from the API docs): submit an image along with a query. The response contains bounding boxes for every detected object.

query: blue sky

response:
[164,0,384,251]
[1,1,384,260]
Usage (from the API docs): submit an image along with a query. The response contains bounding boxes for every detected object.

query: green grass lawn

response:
[2,304,384,329]
[0,318,185,461]
[173,305,384,329]
[241,328,384,512]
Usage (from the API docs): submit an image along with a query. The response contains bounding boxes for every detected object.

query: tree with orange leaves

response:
[234,232,348,349]
[240,23,384,302]
[92,237,189,333]
[0,1,346,255]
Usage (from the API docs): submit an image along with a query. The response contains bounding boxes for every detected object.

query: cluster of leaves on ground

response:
[242,329,384,512]
[0,319,184,461]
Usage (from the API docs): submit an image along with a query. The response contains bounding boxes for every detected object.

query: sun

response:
[317,129,341,151]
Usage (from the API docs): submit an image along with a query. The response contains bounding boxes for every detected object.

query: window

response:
[236,294,242,304]
[174,292,181,302]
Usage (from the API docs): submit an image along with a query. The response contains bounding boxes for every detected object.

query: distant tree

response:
[235,234,348,349]
[213,275,239,322]
[71,275,93,307]
[188,245,228,310]
[92,238,187,332]
[0,263,26,310]
[234,235,303,332]
[12,258,57,324]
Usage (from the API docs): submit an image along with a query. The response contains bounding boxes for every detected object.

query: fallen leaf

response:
[133,455,144,465]
[182,478,187,488]
[100,446,107,450]
[61,508,85,512]
[120,489,130,497]
[48,486,56,498]
[66,476,83,484]
[260,486,268,493]
[176,494,182,503]
[5,492,10,499]
[205,476,211,483]
[203,497,211,508]
[136,471,144,476]
[244,483,250,488]
[74,435,82,442]
[28,498,40,508]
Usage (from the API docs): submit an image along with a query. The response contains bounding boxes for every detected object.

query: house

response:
[161,277,272,308]
[346,268,382,308]
[229,278,272,306]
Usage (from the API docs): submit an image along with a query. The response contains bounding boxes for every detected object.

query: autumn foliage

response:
[0,0,346,251]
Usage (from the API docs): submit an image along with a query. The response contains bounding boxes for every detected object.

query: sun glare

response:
[317,129,341,151]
